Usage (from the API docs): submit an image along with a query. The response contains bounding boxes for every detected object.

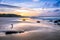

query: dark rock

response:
[37,21,40,23]
[5,31,24,35]
[22,19,26,21]
[54,20,60,25]
[5,31,18,35]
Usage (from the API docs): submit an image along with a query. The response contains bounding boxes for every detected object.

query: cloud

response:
[14,2,41,8]
[0,8,14,12]
[39,8,60,17]
[0,6,60,17]
[0,4,20,13]
[54,9,60,12]
[32,0,39,2]
[14,8,60,17]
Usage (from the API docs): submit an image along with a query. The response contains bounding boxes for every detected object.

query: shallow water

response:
[0,17,60,40]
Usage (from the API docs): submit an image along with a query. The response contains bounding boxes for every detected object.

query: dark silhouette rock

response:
[37,21,40,23]
[54,20,60,25]
[22,19,26,21]
[5,30,24,35]
[54,21,58,23]
[5,31,18,35]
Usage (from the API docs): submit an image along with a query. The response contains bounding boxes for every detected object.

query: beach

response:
[0,17,60,40]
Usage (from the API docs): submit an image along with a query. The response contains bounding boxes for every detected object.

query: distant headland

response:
[0,14,21,17]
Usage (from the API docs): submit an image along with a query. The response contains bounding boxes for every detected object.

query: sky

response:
[1,0,60,8]
[0,0,60,16]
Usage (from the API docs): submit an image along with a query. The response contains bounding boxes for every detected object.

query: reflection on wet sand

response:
[0,30,60,40]
[0,22,60,40]
[0,17,60,40]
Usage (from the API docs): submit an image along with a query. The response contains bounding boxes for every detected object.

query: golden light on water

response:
[21,18,30,20]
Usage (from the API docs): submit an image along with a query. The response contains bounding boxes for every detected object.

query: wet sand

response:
[0,30,60,40]
[0,17,60,40]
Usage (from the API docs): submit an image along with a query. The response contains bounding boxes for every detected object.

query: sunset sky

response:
[0,0,60,16]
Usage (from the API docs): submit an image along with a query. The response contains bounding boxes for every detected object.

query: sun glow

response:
[16,10,29,12]
[15,9,40,16]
